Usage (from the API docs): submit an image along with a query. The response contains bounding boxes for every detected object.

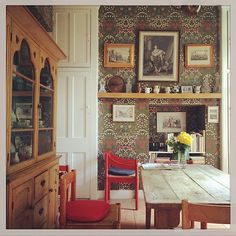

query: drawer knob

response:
[39,208,44,216]
[49,188,53,192]
[40,180,46,187]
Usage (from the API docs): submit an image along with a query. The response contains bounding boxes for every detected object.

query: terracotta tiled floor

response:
[109,198,230,230]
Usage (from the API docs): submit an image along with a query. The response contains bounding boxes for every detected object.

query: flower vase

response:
[178,148,189,169]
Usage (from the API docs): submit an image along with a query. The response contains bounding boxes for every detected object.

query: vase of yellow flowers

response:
[166,132,193,168]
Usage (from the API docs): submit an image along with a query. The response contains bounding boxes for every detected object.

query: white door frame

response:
[220,6,230,173]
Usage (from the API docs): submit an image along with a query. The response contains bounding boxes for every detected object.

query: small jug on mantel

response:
[154,85,160,93]
[193,85,201,93]
[126,79,132,93]
[171,85,180,93]
[145,87,153,93]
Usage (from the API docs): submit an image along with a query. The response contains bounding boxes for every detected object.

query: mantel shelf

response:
[97,92,222,99]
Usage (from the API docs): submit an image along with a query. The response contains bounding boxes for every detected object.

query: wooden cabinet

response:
[48,164,59,228]
[6,6,65,229]
[11,180,33,228]
[7,160,59,229]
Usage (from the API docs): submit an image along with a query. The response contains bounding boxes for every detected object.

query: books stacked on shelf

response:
[190,155,205,164]
[190,130,205,153]
[155,156,170,163]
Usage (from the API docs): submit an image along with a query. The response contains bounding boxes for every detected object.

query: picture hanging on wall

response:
[113,105,135,122]
[156,112,186,133]
[185,44,213,67]
[208,106,219,123]
[138,31,179,82]
[104,43,134,68]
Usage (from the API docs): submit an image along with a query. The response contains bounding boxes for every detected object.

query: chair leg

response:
[201,222,207,229]
[135,182,139,210]
[105,178,109,203]
[108,181,110,200]
[190,221,194,228]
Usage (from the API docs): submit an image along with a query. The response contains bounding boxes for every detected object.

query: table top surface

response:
[141,164,230,205]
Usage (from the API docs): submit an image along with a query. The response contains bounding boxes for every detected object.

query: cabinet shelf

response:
[11,128,34,132]
[12,91,32,97]
[97,92,222,99]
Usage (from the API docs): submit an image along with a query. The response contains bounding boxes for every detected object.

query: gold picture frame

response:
[104,43,134,68]
[185,44,213,67]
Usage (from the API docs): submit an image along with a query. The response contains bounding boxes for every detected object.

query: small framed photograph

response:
[113,105,135,122]
[138,31,179,82]
[15,103,32,119]
[104,43,134,68]
[185,44,213,67]
[157,112,186,133]
[208,106,219,123]
[181,86,193,93]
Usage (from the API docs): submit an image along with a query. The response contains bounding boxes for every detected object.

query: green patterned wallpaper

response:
[98,6,221,190]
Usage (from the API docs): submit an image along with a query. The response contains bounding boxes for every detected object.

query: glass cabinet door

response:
[38,58,54,156]
[10,39,35,166]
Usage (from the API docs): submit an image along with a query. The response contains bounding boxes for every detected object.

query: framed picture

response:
[113,105,135,122]
[208,106,219,123]
[181,86,193,93]
[15,103,32,119]
[157,112,186,133]
[185,44,213,67]
[104,43,134,68]
[138,31,179,81]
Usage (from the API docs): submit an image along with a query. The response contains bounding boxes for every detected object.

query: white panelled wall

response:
[53,6,98,199]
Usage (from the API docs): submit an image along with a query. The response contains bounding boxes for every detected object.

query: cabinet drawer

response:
[34,171,49,202]
[33,195,48,228]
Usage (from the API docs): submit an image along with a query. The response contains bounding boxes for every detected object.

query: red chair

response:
[59,169,121,229]
[59,165,69,177]
[104,152,139,210]
[58,165,69,195]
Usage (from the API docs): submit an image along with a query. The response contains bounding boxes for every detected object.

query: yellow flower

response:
[177,132,193,147]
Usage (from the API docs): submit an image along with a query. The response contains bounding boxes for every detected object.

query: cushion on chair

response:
[108,166,135,176]
[66,200,110,222]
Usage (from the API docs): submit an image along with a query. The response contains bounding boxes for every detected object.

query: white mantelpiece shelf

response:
[97,92,222,99]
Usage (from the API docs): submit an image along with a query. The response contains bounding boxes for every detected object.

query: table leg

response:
[154,205,181,229]
[145,206,151,229]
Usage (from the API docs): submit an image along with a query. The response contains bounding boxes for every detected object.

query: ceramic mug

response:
[154,86,160,93]
[172,85,180,93]
[193,85,201,93]
[145,87,152,93]
[165,86,171,93]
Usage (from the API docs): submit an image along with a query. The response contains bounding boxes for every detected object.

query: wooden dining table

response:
[141,164,230,229]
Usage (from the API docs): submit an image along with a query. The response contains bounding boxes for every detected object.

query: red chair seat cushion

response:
[66,200,110,222]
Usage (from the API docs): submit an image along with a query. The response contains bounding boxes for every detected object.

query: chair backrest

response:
[104,152,138,174]
[59,165,69,179]
[60,169,76,227]
[182,199,230,229]
[59,165,69,172]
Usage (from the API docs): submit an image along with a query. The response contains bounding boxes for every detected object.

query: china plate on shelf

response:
[106,75,125,92]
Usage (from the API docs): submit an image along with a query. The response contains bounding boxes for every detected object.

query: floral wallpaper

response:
[98,6,221,190]
[27,6,53,32]
[98,5,220,91]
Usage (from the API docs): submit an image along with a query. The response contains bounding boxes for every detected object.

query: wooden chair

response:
[59,169,121,229]
[182,199,230,229]
[59,165,69,179]
[104,152,139,210]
